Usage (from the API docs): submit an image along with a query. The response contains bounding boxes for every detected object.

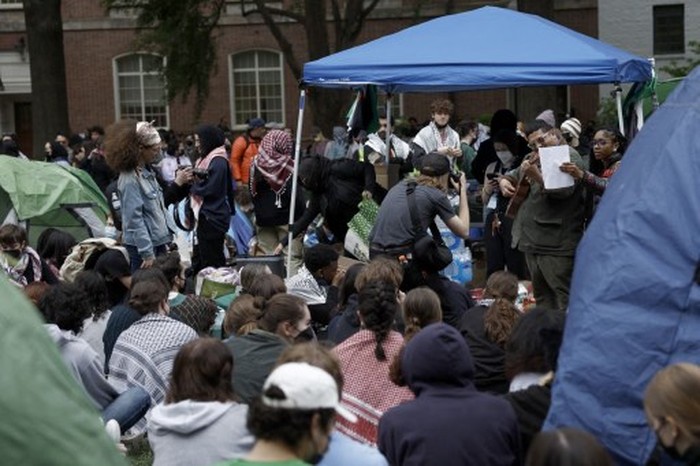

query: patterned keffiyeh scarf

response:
[250,130,294,208]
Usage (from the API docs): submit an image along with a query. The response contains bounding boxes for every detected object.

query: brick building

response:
[0,0,599,156]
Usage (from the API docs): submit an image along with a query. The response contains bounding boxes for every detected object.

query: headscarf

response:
[251,130,294,206]
[136,121,161,147]
[195,124,225,157]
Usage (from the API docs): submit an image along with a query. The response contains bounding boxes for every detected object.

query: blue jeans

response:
[100,386,151,433]
[125,244,168,273]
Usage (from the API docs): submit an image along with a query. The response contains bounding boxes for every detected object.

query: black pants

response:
[192,214,226,274]
[484,211,528,280]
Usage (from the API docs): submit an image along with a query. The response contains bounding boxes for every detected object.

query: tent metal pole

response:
[385,93,392,165]
[286,88,306,278]
[614,83,625,136]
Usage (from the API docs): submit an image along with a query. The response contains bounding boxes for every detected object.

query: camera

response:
[193,167,209,180]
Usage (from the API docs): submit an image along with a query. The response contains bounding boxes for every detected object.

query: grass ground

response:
[124,436,153,466]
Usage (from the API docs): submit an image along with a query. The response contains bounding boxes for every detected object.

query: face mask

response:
[654,431,682,461]
[2,249,22,260]
[304,431,331,465]
[104,225,118,240]
[496,150,514,166]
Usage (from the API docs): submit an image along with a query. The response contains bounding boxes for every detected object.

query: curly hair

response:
[73,270,110,321]
[483,298,520,348]
[39,283,93,333]
[390,287,442,386]
[154,251,183,288]
[358,281,398,362]
[430,99,454,115]
[104,119,141,173]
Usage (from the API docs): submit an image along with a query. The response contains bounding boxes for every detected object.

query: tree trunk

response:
[23,0,69,156]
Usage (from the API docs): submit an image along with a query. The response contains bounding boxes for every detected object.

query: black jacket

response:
[379,323,522,466]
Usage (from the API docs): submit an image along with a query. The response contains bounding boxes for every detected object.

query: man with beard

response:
[362,113,411,164]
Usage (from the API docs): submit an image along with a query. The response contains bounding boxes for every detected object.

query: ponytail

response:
[483,298,519,348]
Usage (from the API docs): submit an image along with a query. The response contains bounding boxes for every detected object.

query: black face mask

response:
[2,249,22,260]
[434,121,448,130]
[304,432,331,465]
[654,431,682,461]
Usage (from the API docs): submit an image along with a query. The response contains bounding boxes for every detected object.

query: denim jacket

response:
[118,167,175,259]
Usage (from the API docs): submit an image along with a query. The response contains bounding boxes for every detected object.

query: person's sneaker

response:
[104,419,121,443]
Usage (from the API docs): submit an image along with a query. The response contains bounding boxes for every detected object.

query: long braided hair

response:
[358,281,398,362]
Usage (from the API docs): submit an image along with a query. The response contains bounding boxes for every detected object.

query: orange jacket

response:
[229,134,259,184]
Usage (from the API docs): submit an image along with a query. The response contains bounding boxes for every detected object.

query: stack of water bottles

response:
[439,228,473,284]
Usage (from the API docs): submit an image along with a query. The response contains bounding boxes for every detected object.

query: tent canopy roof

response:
[303,6,653,92]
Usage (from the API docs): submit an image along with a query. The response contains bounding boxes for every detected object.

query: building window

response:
[114,53,169,127]
[0,0,22,8]
[230,50,284,128]
[377,93,404,119]
[653,4,685,55]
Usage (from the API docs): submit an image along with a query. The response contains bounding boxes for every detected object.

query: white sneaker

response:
[104,419,121,443]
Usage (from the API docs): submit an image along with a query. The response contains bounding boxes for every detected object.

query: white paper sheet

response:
[539,145,573,190]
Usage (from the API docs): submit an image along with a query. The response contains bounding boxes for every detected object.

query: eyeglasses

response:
[528,136,547,151]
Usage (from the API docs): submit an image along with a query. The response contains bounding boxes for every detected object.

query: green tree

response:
[23,0,70,157]
[661,40,700,78]
[103,0,382,131]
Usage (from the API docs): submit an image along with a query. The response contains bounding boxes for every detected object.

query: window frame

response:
[112,52,170,128]
[228,49,286,130]
[653,3,685,56]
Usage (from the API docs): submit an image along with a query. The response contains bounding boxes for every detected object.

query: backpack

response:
[59,238,129,283]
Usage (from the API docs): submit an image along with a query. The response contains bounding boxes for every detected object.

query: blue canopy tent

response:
[286,6,653,273]
[544,67,700,465]
[303,6,651,92]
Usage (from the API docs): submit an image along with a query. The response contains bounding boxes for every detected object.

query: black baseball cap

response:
[420,152,450,177]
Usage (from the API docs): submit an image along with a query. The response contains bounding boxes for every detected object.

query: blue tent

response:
[544,68,700,465]
[303,6,652,92]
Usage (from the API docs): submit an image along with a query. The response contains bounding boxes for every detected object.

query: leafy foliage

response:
[103,0,225,118]
[660,40,700,78]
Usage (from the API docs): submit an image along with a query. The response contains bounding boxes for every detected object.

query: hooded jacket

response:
[378,323,521,466]
[148,400,253,466]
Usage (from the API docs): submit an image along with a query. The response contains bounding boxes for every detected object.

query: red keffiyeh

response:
[250,130,294,207]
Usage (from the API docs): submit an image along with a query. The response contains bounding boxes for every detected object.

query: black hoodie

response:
[378,323,522,466]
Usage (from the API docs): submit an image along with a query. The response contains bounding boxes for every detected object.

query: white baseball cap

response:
[262,362,357,423]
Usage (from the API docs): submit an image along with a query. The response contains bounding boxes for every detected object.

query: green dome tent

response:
[0,155,109,244]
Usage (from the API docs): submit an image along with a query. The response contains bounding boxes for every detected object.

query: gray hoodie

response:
[148,400,253,466]
[44,323,119,409]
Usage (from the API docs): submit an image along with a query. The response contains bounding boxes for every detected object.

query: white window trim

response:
[0,1,22,10]
[229,49,286,130]
[112,52,170,128]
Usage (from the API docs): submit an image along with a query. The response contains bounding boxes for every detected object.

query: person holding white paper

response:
[497,123,585,311]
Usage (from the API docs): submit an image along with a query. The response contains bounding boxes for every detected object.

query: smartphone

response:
[486,173,498,180]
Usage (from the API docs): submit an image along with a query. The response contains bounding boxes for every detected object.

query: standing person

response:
[274,154,378,252]
[378,323,522,466]
[190,124,235,273]
[481,129,528,279]
[471,109,529,184]
[230,117,266,211]
[644,363,700,465]
[457,120,479,179]
[104,120,177,272]
[250,129,304,275]
[410,99,461,172]
[498,123,585,311]
[559,127,626,199]
[324,126,350,160]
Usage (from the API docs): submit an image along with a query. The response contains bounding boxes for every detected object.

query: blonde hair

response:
[644,363,700,442]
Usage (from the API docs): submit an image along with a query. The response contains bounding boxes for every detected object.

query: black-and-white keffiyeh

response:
[412,121,460,153]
